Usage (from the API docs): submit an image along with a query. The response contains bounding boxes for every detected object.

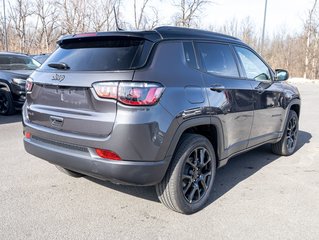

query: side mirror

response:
[275,69,289,81]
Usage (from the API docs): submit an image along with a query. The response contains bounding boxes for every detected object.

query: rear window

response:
[41,37,152,71]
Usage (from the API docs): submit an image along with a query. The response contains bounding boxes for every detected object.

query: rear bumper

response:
[24,137,169,186]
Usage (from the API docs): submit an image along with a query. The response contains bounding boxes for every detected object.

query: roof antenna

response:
[113,6,123,31]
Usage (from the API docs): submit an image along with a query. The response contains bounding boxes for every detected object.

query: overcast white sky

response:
[206,0,315,35]
[124,0,316,36]
[1,0,315,36]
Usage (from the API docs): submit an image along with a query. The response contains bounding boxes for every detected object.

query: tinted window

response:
[33,54,50,64]
[197,42,239,77]
[41,37,152,71]
[235,47,271,80]
[0,55,40,70]
[183,42,197,69]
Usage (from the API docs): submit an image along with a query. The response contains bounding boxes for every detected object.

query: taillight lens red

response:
[93,82,164,106]
[95,149,121,160]
[118,82,164,106]
[25,78,34,92]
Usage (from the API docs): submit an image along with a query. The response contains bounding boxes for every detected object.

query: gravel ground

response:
[0,82,318,240]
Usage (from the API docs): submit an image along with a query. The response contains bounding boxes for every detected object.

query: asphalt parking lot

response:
[0,82,318,240]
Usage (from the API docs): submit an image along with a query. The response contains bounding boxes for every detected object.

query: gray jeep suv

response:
[23,26,300,214]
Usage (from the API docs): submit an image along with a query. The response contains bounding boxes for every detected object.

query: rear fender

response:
[279,98,301,134]
[164,116,225,167]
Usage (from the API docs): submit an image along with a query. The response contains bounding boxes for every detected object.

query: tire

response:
[272,110,299,156]
[0,88,16,115]
[156,134,216,214]
[55,165,84,178]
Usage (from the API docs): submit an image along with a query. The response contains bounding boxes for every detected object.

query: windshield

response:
[41,36,152,71]
[0,55,41,70]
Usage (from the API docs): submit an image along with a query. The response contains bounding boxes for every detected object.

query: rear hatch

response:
[26,35,154,138]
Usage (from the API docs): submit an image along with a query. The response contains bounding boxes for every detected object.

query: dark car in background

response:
[31,53,50,64]
[23,27,300,214]
[0,52,40,115]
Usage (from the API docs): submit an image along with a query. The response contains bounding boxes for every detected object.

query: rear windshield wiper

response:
[48,62,70,70]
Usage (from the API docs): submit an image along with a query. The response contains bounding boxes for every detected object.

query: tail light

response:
[93,82,164,106]
[25,78,34,92]
[93,82,118,99]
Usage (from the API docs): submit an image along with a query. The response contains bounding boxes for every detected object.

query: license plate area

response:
[40,85,89,107]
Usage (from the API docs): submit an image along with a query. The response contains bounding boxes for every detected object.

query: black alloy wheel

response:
[272,110,299,156]
[182,147,213,204]
[0,91,9,114]
[156,134,216,214]
[0,89,15,115]
[286,114,298,152]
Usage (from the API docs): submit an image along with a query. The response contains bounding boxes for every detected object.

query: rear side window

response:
[41,37,152,71]
[197,42,239,78]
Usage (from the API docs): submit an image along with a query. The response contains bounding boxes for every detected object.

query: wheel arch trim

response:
[164,116,225,167]
[0,81,10,91]
[280,98,301,133]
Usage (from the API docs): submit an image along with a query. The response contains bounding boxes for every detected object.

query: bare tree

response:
[219,18,239,37]
[217,17,257,49]
[8,0,34,52]
[88,0,121,31]
[134,0,148,29]
[303,0,318,79]
[0,16,4,49]
[132,0,158,30]
[34,0,60,53]
[239,17,258,49]
[57,0,89,34]
[1,0,319,80]
[173,0,210,27]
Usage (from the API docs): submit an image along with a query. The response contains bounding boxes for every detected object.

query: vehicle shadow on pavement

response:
[86,130,312,206]
[0,112,22,125]
[86,177,160,202]
[207,130,312,207]
[209,144,280,206]
[295,130,312,152]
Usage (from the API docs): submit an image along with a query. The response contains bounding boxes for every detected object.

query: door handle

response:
[210,84,225,92]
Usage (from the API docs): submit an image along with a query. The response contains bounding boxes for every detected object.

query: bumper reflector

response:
[95,149,121,160]
[25,132,31,139]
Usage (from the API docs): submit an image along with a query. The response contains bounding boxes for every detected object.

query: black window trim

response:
[193,40,244,80]
[229,45,246,78]
[182,41,200,70]
[232,44,275,82]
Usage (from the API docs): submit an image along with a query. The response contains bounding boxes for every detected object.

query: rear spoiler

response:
[57,31,162,45]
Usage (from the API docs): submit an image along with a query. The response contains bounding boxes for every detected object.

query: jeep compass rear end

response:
[23,27,300,214]
[23,31,171,184]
